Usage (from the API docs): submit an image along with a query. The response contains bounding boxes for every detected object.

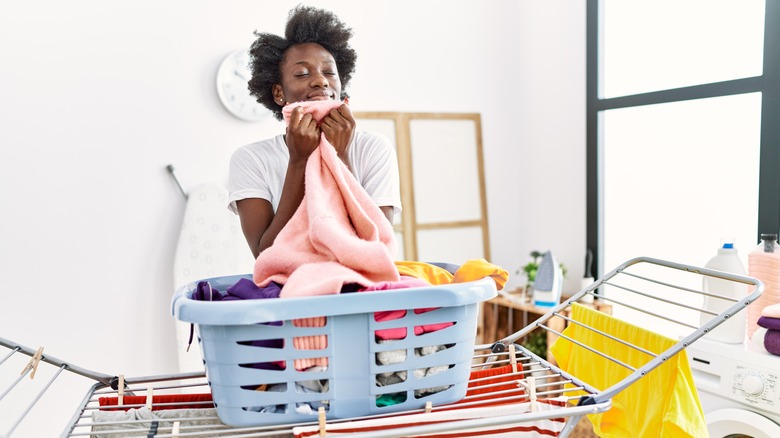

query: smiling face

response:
[272,43,342,105]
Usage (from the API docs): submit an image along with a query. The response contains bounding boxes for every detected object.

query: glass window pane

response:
[603,0,765,98]
[602,93,761,336]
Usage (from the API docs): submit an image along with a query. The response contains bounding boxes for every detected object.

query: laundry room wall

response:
[0,1,586,436]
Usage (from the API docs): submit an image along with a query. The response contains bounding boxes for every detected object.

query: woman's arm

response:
[236,157,307,258]
[380,206,394,224]
[237,106,320,258]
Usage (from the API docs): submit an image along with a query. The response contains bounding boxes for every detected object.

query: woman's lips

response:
[307,92,333,101]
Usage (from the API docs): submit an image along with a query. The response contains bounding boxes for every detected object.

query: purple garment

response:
[189,278,284,369]
[192,278,282,301]
[223,277,282,300]
[192,281,224,301]
[764,329,780,356]
[758,316,780,330]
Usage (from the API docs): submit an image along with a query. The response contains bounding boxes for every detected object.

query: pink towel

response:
[253,100,399,370]
[253,100,400,297]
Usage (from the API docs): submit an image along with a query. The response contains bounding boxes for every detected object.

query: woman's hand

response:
[320,102,355,167]
[285,106,321,164]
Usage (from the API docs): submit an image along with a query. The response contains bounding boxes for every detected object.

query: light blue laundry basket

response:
[171,274,497,427]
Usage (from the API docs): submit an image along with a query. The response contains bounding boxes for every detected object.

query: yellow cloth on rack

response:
[548,303,707,438]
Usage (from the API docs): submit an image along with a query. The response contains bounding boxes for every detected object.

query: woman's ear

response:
[272,84,284,106]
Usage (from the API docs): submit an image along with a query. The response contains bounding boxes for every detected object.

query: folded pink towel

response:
[253,100,399,297]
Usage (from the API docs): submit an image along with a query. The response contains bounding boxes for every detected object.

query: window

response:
[588,0,778,274]
[587,1,780,333]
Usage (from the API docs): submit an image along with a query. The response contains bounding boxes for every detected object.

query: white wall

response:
[0,1,585,435]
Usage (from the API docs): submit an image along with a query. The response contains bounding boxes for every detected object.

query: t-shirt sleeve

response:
[227,146,271,214]
[357,133,402,214]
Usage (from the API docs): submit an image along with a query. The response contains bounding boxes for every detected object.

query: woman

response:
[228,5,402,258]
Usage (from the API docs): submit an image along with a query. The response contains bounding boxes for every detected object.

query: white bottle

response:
[746,233,780,339]
[700,239,748,344]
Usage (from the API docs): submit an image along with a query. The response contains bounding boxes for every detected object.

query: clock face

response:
[216,50,271,122]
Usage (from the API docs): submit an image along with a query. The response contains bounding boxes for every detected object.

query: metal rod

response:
[0,337,114,385]
[0,346,19,367]
[6,365,67,436]
[166,164,188,199]
[0,366,26,402]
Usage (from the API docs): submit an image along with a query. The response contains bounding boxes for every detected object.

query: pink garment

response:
[253,101,398,369]
[362,276,455,340]
[253,100,399,298]
[292,316,328,370]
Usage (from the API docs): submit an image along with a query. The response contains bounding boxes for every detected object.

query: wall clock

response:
[216,50,270,122]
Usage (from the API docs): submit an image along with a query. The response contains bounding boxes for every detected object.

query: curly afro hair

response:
[248,5,357,121]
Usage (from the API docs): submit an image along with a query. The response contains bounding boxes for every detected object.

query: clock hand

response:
[234,69,249,81]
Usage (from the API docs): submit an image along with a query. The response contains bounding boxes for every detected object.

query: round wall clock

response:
[216,50,270,122]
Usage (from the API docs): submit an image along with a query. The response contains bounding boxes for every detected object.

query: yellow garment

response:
[548,304,707,438]
[394,259,509,291]
[395,261,454,285]
[452,258,508,291]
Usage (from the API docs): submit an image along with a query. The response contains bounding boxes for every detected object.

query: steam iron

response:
[533,251,562,307]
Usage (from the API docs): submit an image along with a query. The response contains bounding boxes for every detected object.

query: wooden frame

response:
[355,111,491,262]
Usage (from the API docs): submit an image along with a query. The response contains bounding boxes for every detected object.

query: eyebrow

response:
[291,58,336,67]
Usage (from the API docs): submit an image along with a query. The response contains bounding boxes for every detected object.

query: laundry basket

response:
[171,274,497,427]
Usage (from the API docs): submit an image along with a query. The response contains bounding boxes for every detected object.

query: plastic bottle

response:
[700,239,748,344]
[746,233,780,339]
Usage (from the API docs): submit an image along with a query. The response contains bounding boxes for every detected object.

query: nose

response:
[311,73,329,88]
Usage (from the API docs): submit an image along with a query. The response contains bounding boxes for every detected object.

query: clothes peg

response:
[146,387,154,410]
[425,401,433,414]
[118,374,125,406]
[318,406,327,437]
[20,346,44,379]
[172,421,180,437]
[526,376,537,412]
[509,344,518,374]
[518,376,538,412]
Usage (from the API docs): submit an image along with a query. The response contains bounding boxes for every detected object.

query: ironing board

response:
[172,181,254,373]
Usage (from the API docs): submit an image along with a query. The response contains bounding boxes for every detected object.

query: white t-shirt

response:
[228,131,402,215]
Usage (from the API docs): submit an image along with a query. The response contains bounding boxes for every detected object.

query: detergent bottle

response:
[746,233,780,339]
[700,238,748,344]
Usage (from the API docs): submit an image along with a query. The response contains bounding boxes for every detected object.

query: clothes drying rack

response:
[0,257,764,437]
